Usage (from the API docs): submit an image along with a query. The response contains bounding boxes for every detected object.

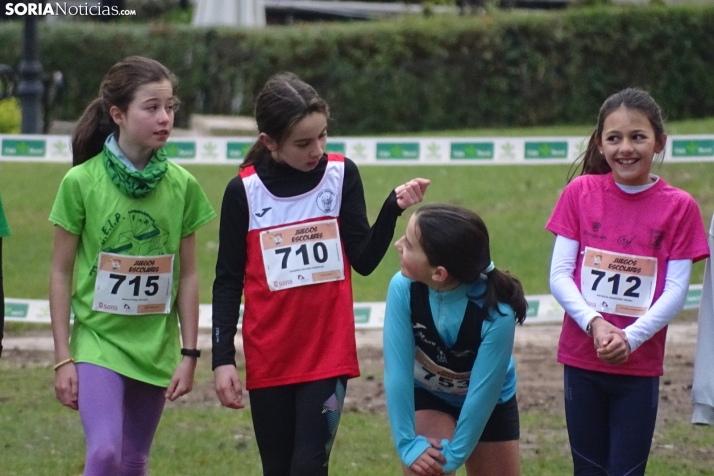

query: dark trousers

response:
[250,376,348,476]
[564,365,659,476]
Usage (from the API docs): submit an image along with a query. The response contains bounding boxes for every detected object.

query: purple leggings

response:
[77,363,166,476]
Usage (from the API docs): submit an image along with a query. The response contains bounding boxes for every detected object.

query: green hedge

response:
[1,5,713,133]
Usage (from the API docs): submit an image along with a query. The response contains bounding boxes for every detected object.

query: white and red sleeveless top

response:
[240,154,360,390]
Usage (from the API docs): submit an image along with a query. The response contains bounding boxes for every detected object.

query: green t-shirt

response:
[49,153,216,387]
[0,193,10,238]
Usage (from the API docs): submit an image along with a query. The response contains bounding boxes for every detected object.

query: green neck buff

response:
[103,146,168,198]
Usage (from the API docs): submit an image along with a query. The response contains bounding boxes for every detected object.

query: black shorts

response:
[414,387,520,442]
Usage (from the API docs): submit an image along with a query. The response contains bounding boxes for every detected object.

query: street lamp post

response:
[17,16,44,134]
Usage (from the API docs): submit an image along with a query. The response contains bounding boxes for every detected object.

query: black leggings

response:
[249,376,348,476]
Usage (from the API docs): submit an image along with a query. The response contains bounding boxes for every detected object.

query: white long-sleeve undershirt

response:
[549,234,691,352]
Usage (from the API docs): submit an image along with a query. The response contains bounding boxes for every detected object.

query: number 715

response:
[109,273,160,296]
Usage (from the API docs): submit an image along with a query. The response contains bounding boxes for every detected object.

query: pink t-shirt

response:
[546,173,709,376]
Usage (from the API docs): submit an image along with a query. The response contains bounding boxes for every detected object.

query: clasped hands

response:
[411,438,447,476]
[589,317,631,365]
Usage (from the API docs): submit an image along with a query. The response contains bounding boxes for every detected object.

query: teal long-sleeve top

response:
[383,272,517,473]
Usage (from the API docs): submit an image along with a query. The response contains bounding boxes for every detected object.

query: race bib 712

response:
[580,247,657,317]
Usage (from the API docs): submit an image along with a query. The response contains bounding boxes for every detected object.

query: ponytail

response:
[567,129,611,182]
[240,140,270,171]
[483,269,527,324]
[71,98,116,166]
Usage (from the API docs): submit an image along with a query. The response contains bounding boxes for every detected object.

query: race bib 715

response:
[92,252,174,315]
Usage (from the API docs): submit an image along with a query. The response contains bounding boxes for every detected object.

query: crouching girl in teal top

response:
[384,204,526,476]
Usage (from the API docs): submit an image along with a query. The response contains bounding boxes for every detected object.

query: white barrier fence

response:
[4,284,704,329]
[2,133,709,327]
[3,134,714,164]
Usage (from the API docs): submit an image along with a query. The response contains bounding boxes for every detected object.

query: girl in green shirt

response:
[49,56,215,475]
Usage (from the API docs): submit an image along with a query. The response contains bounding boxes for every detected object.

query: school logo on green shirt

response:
[93,210,169,275]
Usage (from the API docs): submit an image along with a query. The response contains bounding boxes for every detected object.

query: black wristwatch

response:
[181,348,201,358]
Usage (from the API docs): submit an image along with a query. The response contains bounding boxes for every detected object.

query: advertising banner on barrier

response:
[3,134,714,164]
[5,284,704,329]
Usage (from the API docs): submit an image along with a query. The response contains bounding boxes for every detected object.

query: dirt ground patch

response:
[344,323,702,423]
[1,322,705,439]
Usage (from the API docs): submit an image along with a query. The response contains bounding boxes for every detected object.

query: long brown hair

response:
[71,56,178,166]
[568,88,666,181]
[415,204,527,324]
[241,72,329,170]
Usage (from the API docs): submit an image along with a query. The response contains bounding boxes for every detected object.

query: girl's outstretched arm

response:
[50,225,80,410]
[339,159,429,276]
[166,233,199,401]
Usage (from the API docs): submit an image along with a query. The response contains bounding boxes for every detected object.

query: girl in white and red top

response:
[212,72,429,475]
[546,88,709,476]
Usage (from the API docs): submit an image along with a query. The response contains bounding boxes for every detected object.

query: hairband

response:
[479,261,495,280]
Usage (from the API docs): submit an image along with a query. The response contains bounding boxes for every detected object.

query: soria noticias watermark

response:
[4,2,136,17]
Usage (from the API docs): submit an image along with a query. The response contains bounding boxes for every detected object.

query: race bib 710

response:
[260,219,344,291]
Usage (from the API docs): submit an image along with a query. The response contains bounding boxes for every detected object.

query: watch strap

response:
[181,348,201,358]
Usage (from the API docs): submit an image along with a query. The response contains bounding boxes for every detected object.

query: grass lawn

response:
[0,160,712,303]
[2,347,714,475]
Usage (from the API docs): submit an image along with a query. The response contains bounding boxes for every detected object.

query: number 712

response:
[590,270,641,297]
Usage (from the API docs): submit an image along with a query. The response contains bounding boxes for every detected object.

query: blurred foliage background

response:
[1,5,714,134]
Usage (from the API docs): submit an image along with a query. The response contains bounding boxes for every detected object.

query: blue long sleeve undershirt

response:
[383,272,516,473]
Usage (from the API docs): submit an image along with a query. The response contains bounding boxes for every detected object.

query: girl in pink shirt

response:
[546,88,709,476]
